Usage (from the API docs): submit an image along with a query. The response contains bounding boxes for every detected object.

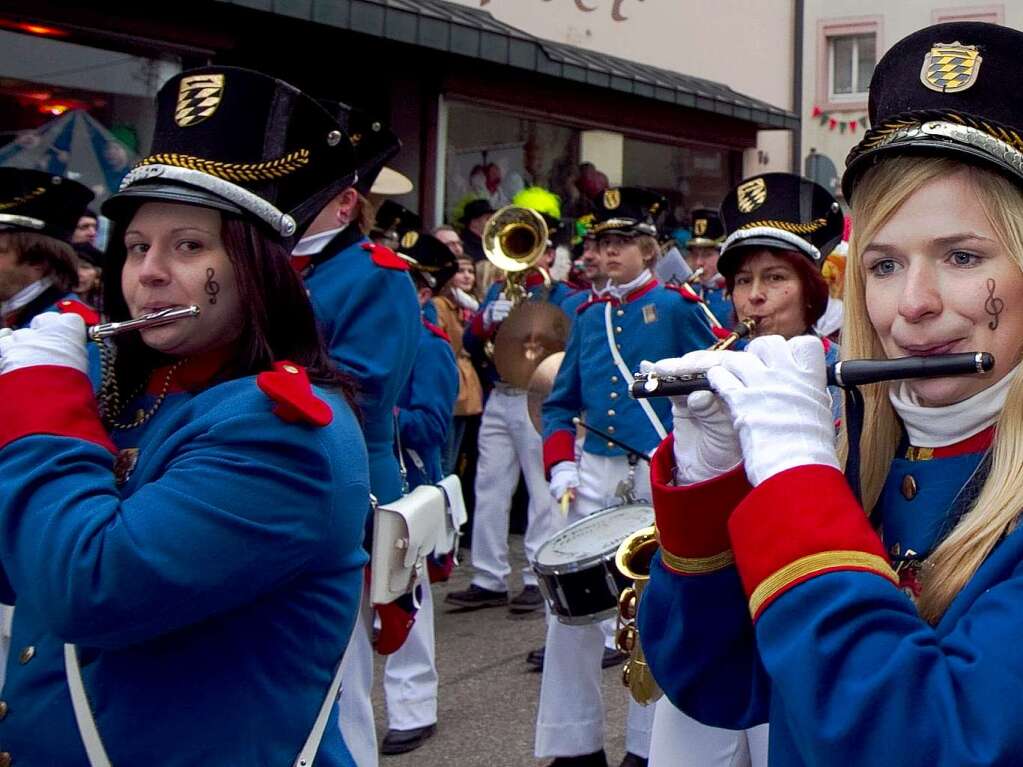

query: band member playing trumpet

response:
[644,173,844,766]
[0,168,97,330]
[446,187,573,614]
[0,66,371,765]
[537,187,715,767]
[640,22,1023,766]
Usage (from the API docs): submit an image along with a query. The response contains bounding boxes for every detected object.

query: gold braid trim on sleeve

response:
[748,550,898,618]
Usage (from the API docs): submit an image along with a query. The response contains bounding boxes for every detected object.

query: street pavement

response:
[372,534,634,766]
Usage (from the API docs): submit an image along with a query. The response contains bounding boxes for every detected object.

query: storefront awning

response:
[215,0,798,131]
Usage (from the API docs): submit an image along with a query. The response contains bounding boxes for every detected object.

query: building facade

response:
[801,1,1021,201]
[0,0,797,231]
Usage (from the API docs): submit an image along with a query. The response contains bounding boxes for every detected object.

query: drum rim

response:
[533,502,653,572]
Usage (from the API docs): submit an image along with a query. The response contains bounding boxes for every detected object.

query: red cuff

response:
[0,366,115,454]
[469,310,495,340]
[543,430,576,477]
[651,435,750,574]
[728,465,896,621]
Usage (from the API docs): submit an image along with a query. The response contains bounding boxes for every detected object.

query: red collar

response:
[907,425,996,460]
[621,278,658,304]
[146,348,234,395]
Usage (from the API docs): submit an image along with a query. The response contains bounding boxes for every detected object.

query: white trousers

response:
[383,581,437,731]
[649,699,769,767]
[337,582,378,767]
[535,451,655,759]
[470,387,550,591]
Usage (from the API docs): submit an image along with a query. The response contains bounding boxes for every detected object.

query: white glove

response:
[549,461,580,503]
[707,335,839,487]
[642,355,741,485]
[0,312,88,376]
[482,297,513,330]
[453,287,480,313]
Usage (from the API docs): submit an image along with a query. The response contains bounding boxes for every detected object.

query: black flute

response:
[631,352,994,399]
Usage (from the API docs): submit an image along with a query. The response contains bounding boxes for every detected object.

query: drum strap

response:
[604,303,667,442]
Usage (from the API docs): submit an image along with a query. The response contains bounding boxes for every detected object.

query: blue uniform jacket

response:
[694,281,733,327]
[302,230,420,505]
[541,277,716,474]
[3,285,95,330]
[0,358,370,766]
[463,273,575,389]
[397,316,459,489]
[639,423,1023,766]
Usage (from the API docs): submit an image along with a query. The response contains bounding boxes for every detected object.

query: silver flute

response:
[87,305,201,341]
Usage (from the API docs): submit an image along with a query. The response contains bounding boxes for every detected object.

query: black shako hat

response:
[718,172,844,275]
[0,168,94,242]
[331,104,402,196]
[688,208,725,248]
[844,22,1023,200]
[592,187,664,237]
[373,199,422,244]
[400,232,458,289]
[103,66,358,241]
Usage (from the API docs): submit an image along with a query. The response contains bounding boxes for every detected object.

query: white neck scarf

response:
[292,226,347,257]
[888,364,1019,447]
[607,269,652,301]
[1,277,54,317]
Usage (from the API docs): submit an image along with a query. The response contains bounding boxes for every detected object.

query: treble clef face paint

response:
[862,169,1023,407]
[121,201,243,358]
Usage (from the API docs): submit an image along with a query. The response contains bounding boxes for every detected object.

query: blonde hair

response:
[842,156,1023,623]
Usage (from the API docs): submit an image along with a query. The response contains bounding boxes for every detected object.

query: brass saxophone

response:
[615,318,757,705]
[615,526,662,705]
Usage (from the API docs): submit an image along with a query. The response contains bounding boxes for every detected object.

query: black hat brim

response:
[843,120,1023,201]
[102,181,244,224]
[718,232,822,277]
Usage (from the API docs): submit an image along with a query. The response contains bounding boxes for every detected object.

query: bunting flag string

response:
[811,105,868,134]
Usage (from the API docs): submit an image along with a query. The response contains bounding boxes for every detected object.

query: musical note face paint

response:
[122,202,243,358]
[861,170,1023,406]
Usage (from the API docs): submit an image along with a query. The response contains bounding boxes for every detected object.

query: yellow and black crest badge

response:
[175,74,225,127]
[603,189,621,210]
[921,42,982,93]
[693,218,707,236]
[401,230,419,249]
[737,178,767,213]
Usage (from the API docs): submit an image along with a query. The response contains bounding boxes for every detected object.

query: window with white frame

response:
[829,32,876,100]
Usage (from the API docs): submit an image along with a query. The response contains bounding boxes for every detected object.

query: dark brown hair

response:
[723,247,829,330]
[1,231,78,293]
[102,209,358,412]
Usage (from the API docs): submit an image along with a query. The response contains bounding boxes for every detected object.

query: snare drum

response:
[533,503,654,625]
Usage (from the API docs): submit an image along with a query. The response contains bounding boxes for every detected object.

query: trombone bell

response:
[482,205,549,274]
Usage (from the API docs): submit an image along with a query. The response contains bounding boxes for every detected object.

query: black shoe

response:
[380,723,437,755]
[545,750,608,766]
[618,753,648,767]
[509,584,544,613]
[526,645,545,671]
[601,647,628,669]
[444,584,508,609]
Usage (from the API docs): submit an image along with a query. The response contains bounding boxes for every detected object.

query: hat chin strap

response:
[119,164,298,237]
[0,214,45,230]
[868,120,1023,178]
[722,226,821,262]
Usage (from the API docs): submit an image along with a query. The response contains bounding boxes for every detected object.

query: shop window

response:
[0,28,181,206]
[817,17,881,111]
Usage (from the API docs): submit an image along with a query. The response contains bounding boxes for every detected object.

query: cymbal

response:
[493,302,571,388]
[527,351,565,434]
